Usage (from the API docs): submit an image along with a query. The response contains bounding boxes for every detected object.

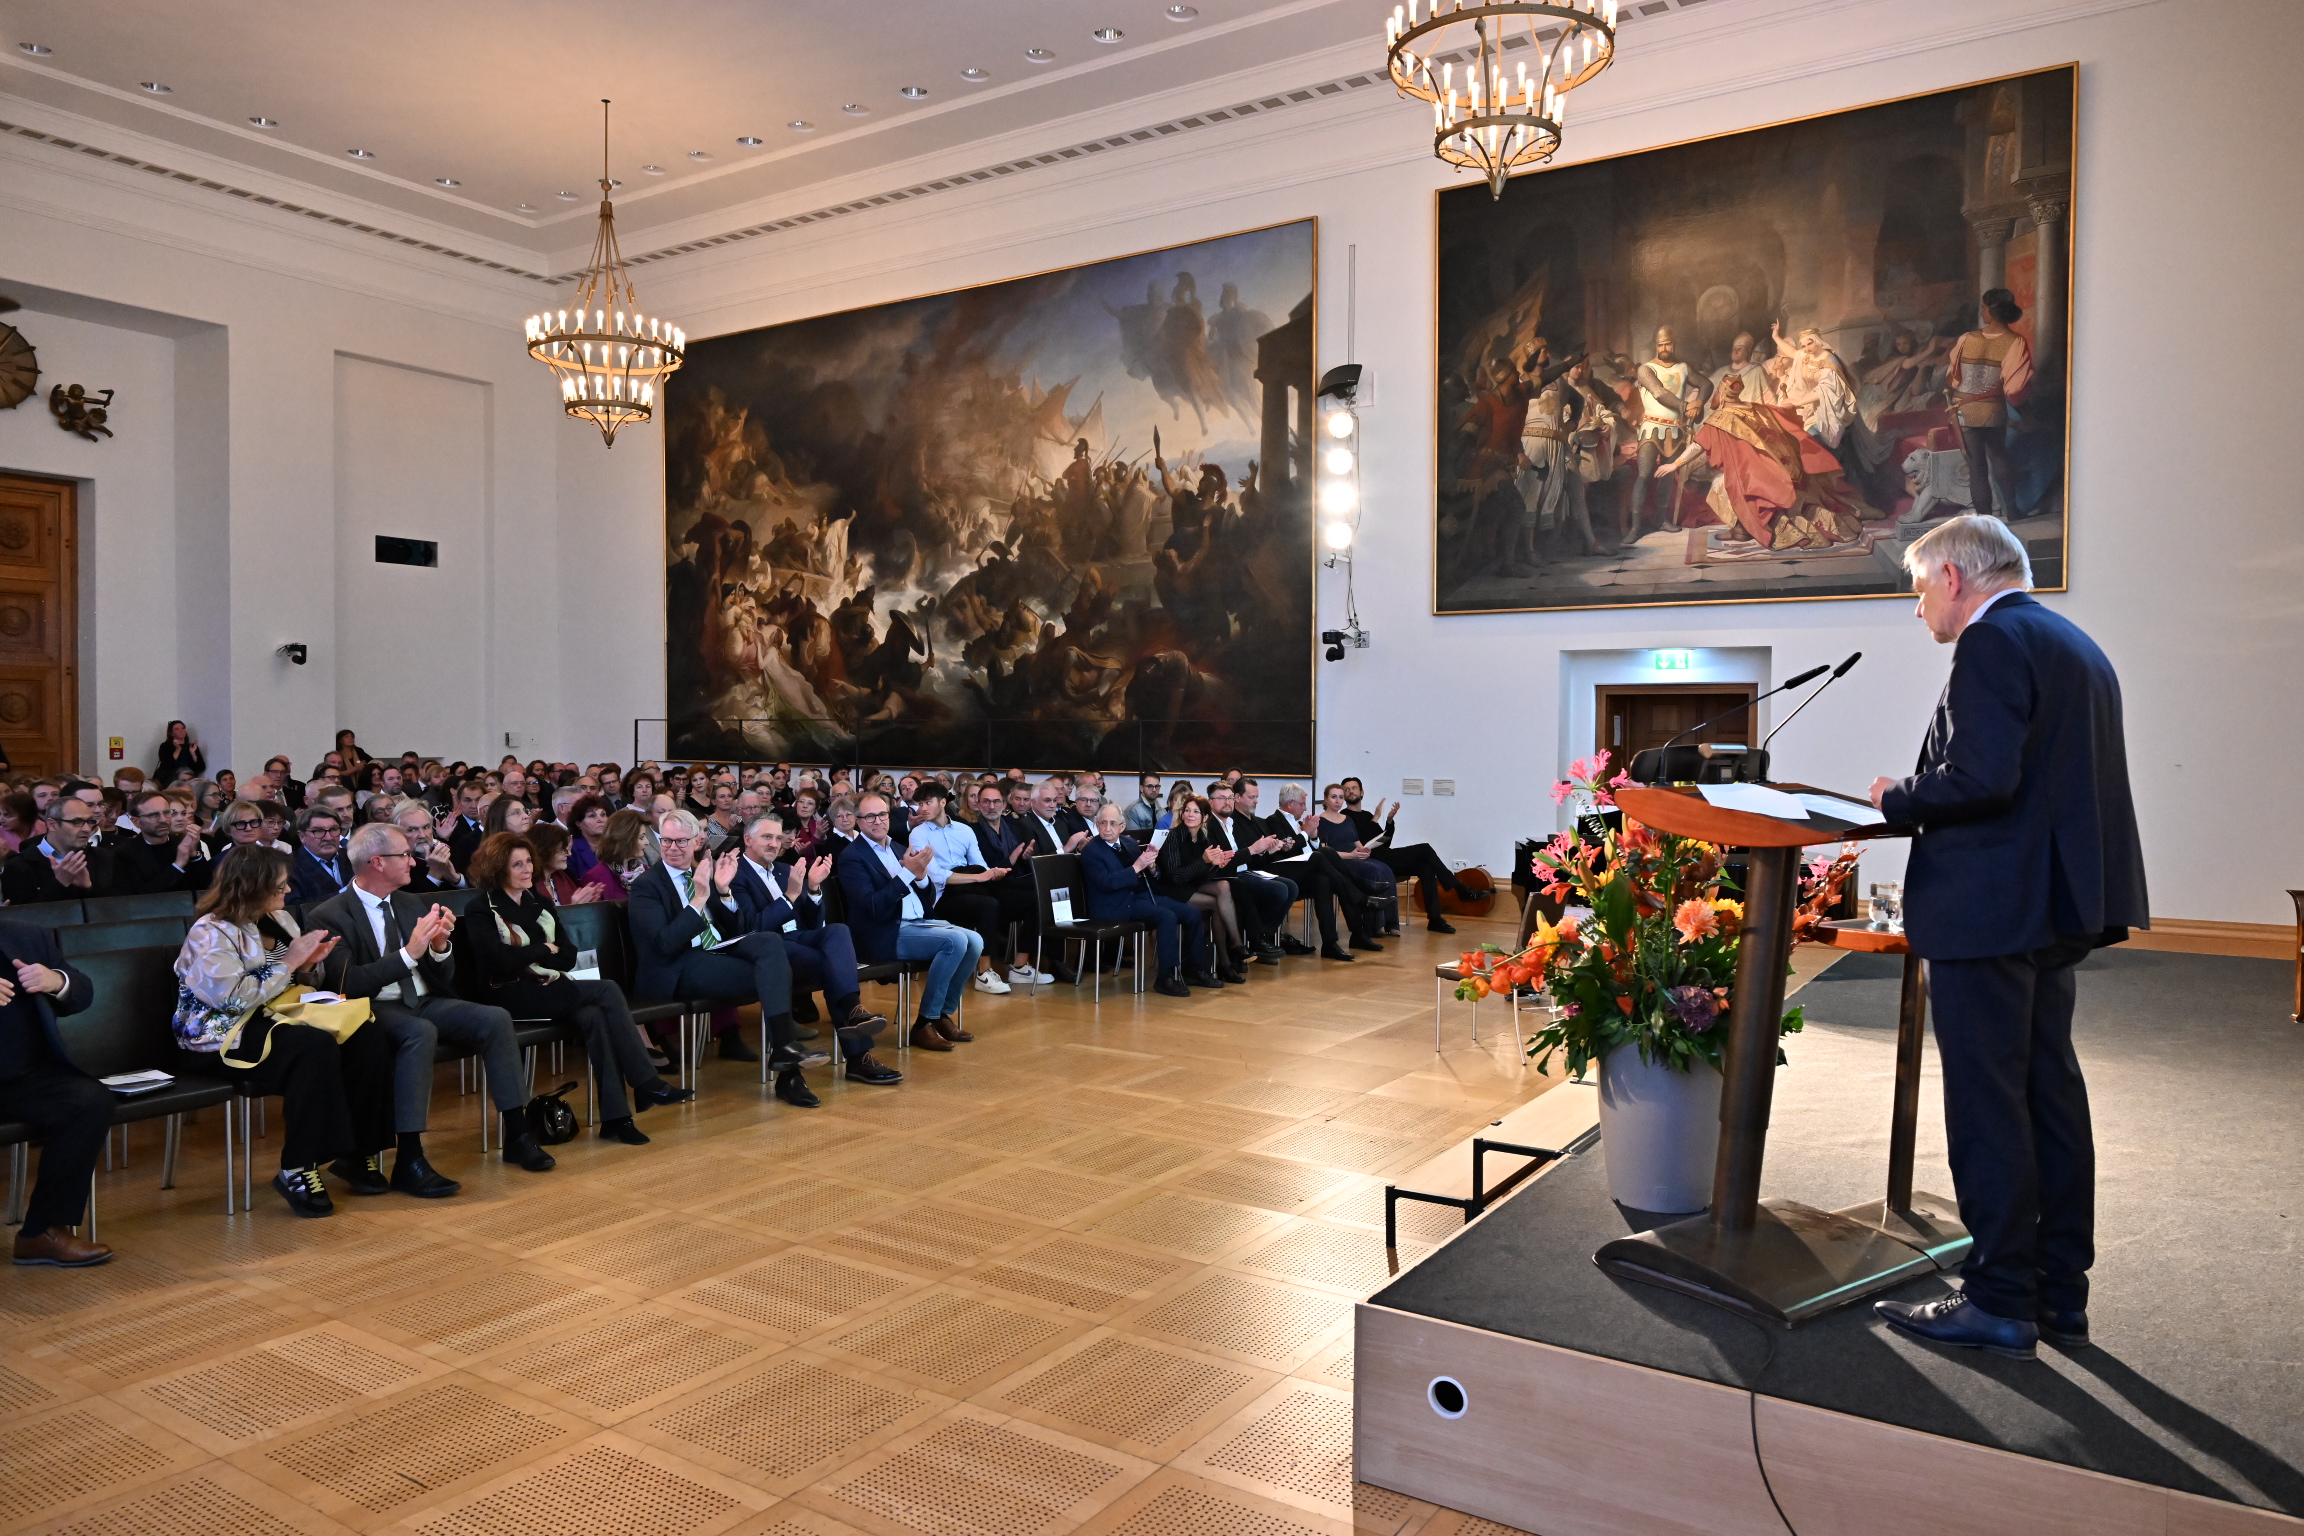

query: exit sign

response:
[1652,650,1694,671]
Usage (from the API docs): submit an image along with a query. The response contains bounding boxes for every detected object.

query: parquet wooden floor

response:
[0,919,1566,1536]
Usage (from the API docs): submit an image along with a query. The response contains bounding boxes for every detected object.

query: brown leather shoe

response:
[935,1018,974,1043]
[908,1019,956,1052]
[13,1228,113,1267]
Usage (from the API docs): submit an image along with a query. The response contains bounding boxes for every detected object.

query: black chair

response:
[6,900,86,929]
[58,916,193,958]
[415,885,482,918]
[448,897,579,1123]
[56,945,241,1233]
[83,890,197,924]
[1031,854,1148,1002]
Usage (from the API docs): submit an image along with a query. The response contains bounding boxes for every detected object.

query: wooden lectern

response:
[1594,783,1970,1326]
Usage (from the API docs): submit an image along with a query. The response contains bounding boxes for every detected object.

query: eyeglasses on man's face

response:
[858,811,890,822]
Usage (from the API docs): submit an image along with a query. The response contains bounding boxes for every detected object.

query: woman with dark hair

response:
[565,795,612,881]
[482,793,535,837]
[459,833,690,1145]
[1,790,39,855]
[790,788,829,855]
[1311,783,1401,935]
[526,823,606,905]
[1153,796,1247,984]
[173,845,395,1217]
[333,729,372,772]
[155,720,205,785]
[678,769,717,822]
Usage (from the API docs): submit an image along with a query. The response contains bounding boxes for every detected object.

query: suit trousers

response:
[1925,936,2096,1319]
[0,1062,112,1236]
[1299,850,1376,944]
[781,926,864,1016]
[667,931,796,1055]
[1141,895,1206,973]
[485,977,664,1123]
[1376,842,1457,926]
[1227,871,1296,943]
[208,1016,396,1171]
[374,993,526,1130]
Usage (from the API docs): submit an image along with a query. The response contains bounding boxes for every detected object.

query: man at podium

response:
[1866,515,2148,1361]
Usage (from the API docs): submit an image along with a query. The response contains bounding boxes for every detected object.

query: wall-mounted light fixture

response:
[1317,362,1370,662]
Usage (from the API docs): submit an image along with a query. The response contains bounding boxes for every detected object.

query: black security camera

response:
[277,643,308,666]
[1321,629,1347,663]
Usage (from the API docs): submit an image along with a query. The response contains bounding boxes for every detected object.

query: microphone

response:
[1627,664,1830,784]
[1760,652,1861,754]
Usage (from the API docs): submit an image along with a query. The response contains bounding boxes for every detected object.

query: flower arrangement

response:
[1455,754,1856,1078]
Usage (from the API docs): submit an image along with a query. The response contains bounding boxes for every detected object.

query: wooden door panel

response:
[1599,685,1760,772]
[0,476,75,776]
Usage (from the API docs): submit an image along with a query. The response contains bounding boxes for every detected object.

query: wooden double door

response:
[1597,683,1758,774]
[0,475,77,777]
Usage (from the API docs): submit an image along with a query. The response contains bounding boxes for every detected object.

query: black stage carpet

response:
[1372,949,2304,1517]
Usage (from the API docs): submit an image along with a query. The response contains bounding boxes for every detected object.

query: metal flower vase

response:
[1597,1042,1722,1214]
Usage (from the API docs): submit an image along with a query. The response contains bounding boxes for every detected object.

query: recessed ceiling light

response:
[687,149,712,161]
[17,43,52,56]
[1025,47,1055,63]
[517,202,537,211]
[555,189,581,199]
[899,85,928,99]
[787,120,815,131]
[641,163,665,175]
[841,103,870,115]
[434,176,459,187]
[248,115,279,128]
[960,66,990,82]
[736,135,764,146]
[1165,4,1199,18]
[1091,27,1124,43]
[346,148,375,159]
[139,81,171,94]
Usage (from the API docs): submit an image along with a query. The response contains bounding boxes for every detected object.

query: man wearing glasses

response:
[836,793,982,1052]
[0,798,115,905]
[286,807,355,906]
[111,790,212,895]
[627,808,828,1107]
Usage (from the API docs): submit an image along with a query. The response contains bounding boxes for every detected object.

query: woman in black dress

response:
[155,719,205,785]
[459,831,692,1145]
[1153,796,1247,985]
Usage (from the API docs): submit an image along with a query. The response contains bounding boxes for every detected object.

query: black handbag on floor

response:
[526,1082,582,1144]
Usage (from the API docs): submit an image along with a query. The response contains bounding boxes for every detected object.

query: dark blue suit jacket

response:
[625,862,742,1001]
[1880,592,2148,960]
[1080,835,1161,922]
[834,836,930,963]
[0,920,94,1075]
[728,858,825,937]
[287,846,353,908]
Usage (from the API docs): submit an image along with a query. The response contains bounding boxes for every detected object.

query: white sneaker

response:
[1007,964,1054,984]
[972,970,1012,995]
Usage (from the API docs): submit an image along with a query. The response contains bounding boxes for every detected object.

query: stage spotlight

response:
[1323,520,1355,551]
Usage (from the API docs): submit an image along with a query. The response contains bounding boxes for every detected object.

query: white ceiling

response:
[0,0,1387,260]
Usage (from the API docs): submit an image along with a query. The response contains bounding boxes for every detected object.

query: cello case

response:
[1413,865,1498,919]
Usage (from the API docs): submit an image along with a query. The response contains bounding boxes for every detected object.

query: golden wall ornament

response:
[49,384,113,442]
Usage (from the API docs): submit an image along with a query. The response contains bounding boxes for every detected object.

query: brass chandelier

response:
[1385,0,1617,198]
[524,100,685,447]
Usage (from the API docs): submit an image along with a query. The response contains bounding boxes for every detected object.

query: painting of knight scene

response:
[1434,65,2073,614]
[664,219,1317,772]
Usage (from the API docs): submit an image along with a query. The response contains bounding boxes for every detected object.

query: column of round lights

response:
[1384,0,1617,199]
[522,101,687,447]
[1320,394,1360,561]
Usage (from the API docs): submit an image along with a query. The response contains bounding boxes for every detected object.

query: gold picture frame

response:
[1431,64,2076,616]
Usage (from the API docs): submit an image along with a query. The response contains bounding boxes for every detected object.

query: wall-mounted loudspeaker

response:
[1427,1376,1467,1419]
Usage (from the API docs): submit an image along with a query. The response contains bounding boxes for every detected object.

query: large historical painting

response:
[1434,66,2073,614]
[664,220,1317,771]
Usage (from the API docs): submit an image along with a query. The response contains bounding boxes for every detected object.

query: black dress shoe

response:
[1154,972,1193,997]
[632,1081,696,1110]
[846,1053,904,1084]
[1218,964,1249,985]
[274,1166,335,1218]
[1051,966,1080,985]
[2037,1308,2090,1348]
[1875,1293,2037,1359]
[774,1069,821,1108]
[390,1153,461,1198]
[1185,967,1224,989]
[718,1033,761,1062]
[1427,917,1458,935]
[768,1044,832,1069]
[791,994,821,1025]
[1251,949,1283,966]
[600,1117,651,1145]
[1348,935,1384,951]
[502,1131,558,1173]
[328,1155,391,1196]
[1278,936,1316,956]
[1319,943,1357,962]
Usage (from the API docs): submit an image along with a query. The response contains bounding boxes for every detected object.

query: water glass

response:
[1869,882,1903,932]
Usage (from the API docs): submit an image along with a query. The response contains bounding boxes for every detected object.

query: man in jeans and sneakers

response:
[836,793,981,1052]
[907,782,1050,995]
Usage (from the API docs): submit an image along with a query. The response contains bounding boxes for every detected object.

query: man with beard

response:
[1626,326,1699,546]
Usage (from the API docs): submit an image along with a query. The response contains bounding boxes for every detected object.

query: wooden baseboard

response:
[2125,919,2294,962]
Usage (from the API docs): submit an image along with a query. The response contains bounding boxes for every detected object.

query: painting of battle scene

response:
[663,220,1317,771]
[1435,65,2073,614]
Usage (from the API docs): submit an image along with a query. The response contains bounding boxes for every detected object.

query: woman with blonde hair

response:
[173,846,394,1217]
